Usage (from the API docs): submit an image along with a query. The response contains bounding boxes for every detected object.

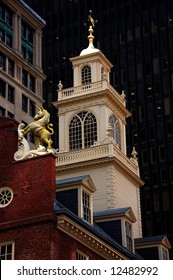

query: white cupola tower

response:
[72,23,111,86]
[53,11,144,239]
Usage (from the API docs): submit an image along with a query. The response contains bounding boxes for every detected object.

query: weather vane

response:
[88,10,97,28]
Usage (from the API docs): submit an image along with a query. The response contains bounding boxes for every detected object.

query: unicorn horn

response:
[34,104,41,111]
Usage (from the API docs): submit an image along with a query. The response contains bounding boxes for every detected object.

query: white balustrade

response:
[56,142,138,175]
[58,80,125,104]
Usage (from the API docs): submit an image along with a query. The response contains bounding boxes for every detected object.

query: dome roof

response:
[80,45,100,56]
[79,15,99,56]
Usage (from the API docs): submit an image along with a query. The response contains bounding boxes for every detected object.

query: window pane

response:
[0,5,12,47]
[69,115,82,150]
[30,75,35,92]
[84,112,97,148]
[82,191,91,222]
[125,222,133,251]
[8,85,14,103]
[0,243,13,260]
[0,52,6,70]
[22,94,28,112]
[109,115,121,148]
[22,69,28,87]
[0,79,6,98]
[77,251,88,260]
[69,111,97,150]
[29,100,35,117]
[8,59,14,76]
[0,106,5,116]
[21,21,33,63]
[81,65,91,85]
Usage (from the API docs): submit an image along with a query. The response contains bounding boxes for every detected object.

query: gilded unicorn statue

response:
[21,105,54,150]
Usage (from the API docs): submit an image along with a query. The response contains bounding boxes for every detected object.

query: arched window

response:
[109,115,121,148]
[101,66,106,79]
[69,111,97,150]
[81,65,91,85]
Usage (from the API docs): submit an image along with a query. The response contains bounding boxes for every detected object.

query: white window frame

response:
[69,111,97,151]
[0,241,15,260]
[121,219,134,252]
[76,250,89,260]
[109,115,121,148]
[82,190,91,223]
[0,186,13,208]
[158,246,169,260]
[78,188,93,224]
[81,65,91,85]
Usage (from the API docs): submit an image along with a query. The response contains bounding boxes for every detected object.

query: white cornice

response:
[70,51,113,69]
[56,144,144,187]
[57,215,128,260]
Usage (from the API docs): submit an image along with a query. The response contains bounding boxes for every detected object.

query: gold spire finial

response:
[87,10,98,48]
[80,11,99,55]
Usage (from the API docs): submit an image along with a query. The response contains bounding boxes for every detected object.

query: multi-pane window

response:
[17,65,21,80]
[0,4,12,47]
[76,250,88,260]
[82,190,91,222]
[22,94,28,112]
[0,106,5,116]
[125,221,133,251]
[0,79,6,98]
[21,21,33,63]
[22,69,28,87]
[8,85,14,103]
[0,52,6,70]
[29,75,35,92]
[29,100,36,117]
[162,247,169,260]
[109,115,121,148]
[81,65,91,85]
[8,59,14,77]
[101,66,104,79]
[0,242,14,260]
[69,111,97,151]
[7,111,14,118]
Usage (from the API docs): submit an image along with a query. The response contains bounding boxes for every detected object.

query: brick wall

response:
[0,118,57,259]
[0,120,56,224]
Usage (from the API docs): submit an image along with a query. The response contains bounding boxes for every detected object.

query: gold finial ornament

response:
[80,10,99,56]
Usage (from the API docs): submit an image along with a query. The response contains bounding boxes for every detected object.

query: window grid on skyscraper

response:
[0,4,12,47]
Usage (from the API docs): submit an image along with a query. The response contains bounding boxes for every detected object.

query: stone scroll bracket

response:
[14,123,56,162]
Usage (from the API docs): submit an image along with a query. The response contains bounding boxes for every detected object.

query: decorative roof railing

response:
[57,80,126,106]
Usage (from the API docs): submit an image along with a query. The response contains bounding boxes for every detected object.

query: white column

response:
[73,65,79,87]
[59,114,65,151]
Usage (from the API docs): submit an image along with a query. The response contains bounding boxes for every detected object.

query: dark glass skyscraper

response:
[25,0,173,258]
